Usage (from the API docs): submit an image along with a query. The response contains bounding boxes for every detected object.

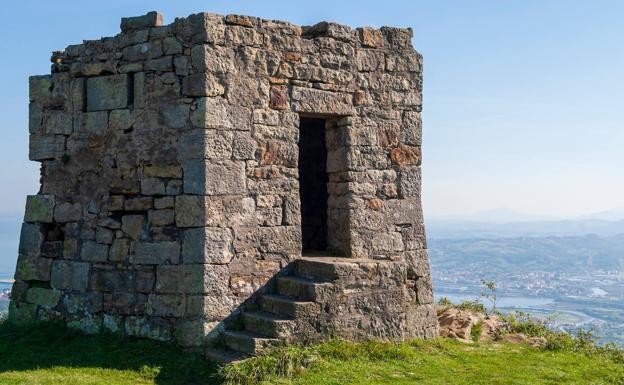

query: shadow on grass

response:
[0,320,223,385]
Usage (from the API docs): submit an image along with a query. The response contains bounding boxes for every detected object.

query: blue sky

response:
[0,0,623,225]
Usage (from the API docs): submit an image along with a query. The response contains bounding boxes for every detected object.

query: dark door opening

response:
[298,117,329,253]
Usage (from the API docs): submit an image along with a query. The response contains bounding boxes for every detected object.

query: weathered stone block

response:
[155,265,228,297]
[54,202,82,222]
[232,132,257,160]
[356,49,384,72]
[179,129,233,160]
[145,56,173,72]
[154,196,174,210]
[182,227,234,264]
[109,109,133,131]
[175,195,223,227]
[29,135,65,161]
[131,241,180,264]
[269,86,289,110]
[63,238,79,259]
[121,215,145,240]
[75,111,109,134]
[86,75,128,111]
[155,265,201,294]
[121,11,164,33]
[390,145,421,166]
[163,37,183,55]
[415,276,434,304]
[225,14,255,27]
[190,44,235,74]
[109,238,130,261]
[81,241,109,262]
[401,111,422,146]
[291,87,354,115]
[148,209,175,226]
[18,222,45,257]
[29,103,44,134]
[182,73,224,97]
[358,27,383,48]
[24,195,55,223]
[190,97,230,129]
[183,160,245,195]
[174,12,226,45]
[125,316,171,341]
[26,287,61,308]
[29,75,52,103]
[95,228,114,244]
[147,294,185,317]
[398,166,421,198]
[103,292,147,315]
[62,292,103,314]
[140,177,166,196]
[91,269,128,292]
[385,199,424,225]
[14,254,52,281]
[158,102,189,129]
[45,111,72,135]
[51,261,90,292]
[124,197,153,211]
[144,165,182,178]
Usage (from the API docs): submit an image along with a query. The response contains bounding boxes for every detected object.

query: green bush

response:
[471,320,483,343]
[503,311,624,364]
[457,300,486,314]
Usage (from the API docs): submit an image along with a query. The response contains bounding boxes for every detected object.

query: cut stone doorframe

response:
[10,11,437,351]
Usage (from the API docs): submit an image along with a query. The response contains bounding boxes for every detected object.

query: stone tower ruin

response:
[10,11,437,358]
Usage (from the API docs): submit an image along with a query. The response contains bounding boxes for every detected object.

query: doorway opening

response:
[298,117,329,254]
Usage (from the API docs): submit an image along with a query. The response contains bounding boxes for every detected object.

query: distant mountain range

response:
[429,233,624,272]
[426,208,624,239]
[426,218,624,239]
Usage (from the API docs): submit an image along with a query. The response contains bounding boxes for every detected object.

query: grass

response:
[1,319,623,385]
[223,338,624,385]
[0,321,219,385]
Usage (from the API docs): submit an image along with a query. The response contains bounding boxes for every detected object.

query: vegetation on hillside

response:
[0,316,623,385]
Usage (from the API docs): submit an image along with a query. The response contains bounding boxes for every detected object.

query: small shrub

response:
[480,279,498,315]
[505,311,551,337]
[457,300,486,314]
[471,320,483,343]
[437,297,453,307]
[503,311,624,364]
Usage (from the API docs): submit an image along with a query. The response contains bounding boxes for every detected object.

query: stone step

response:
[296,258,340,281]
[276,276,331,301]
[260,294,321,318]
[295,257,364,281]
[242,311,295,339]
[223,330,280,355]
[205,347,248,364]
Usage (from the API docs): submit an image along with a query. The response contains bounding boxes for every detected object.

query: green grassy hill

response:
[0,320,623,385]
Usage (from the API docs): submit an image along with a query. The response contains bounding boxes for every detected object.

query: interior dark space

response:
[298,117,329,253]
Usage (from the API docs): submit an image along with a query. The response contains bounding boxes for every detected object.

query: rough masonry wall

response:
[10,11,436,346]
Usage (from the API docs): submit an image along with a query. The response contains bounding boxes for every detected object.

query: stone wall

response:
[10,11,436,347]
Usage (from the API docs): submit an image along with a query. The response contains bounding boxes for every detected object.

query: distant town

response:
[431,235,624,346]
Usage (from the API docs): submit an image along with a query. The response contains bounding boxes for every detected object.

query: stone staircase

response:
[206,257,330,363]
[205,256,422,363]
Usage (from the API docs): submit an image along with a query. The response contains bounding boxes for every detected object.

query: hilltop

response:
[0,304,622,385]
